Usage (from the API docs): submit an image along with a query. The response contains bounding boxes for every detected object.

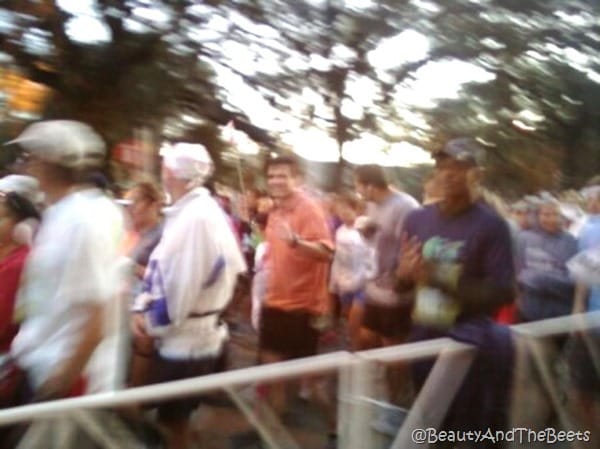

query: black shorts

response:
[362,301,412,340]
[149,350,226,422]
[259,307,320,359]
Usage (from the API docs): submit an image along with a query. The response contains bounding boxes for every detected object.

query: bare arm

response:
[293,236,333,262]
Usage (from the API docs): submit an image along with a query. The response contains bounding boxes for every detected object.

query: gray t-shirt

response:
[365,191,420,306]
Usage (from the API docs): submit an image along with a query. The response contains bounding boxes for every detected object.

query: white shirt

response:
[138,187,246,360]
[251,241,269,330]
[330,225,375,295]
[12,188,124,391]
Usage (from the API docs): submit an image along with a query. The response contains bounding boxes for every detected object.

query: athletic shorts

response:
[259,307,320,359]
[149,350,226,422]
[362,301,412,340]
[339,291,366,306]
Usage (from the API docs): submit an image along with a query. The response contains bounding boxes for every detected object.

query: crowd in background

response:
[0,121,599,449]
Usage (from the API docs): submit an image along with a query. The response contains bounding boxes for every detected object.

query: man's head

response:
[6,121,106,199]
[538,199,563,234]
[422,172,443,205]
[160,142,213,200]
[123,181,163,232]
[582,185,600,215]
[0,175,44,207]
[265,156,300,200]
[0,192,40,242]
[511,200,532,230]
[354,164,388,203]
[433,138,484,206]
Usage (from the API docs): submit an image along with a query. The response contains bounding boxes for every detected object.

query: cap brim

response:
[3,138,21,146]
[434,151,478,166]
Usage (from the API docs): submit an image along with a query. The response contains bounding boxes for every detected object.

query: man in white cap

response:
[8,120,124,399]
[131,142,246,449]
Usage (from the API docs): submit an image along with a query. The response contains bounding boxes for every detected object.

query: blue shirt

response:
[403,202,515,319]
[405,203,515,432]
[578,215,600,311]
[516,228,578,320]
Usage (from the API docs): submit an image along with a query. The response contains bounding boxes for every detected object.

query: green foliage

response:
[1,0,599,193]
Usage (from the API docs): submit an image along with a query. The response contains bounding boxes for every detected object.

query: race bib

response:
[412,286,460,329]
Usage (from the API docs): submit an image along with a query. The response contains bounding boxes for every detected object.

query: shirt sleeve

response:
[482,218,515,290]
[393,196,420,240]
[296,200,333,249]
[401,209,418,239]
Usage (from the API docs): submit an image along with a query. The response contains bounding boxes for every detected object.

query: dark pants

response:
[409,317,514,447]
[148,349,227,423]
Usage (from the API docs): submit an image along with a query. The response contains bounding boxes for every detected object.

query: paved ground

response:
[187,318,337,449]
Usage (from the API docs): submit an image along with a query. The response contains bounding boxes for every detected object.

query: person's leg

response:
[128,334,155,387]
[259,348,288,413]
[160,417,192,449]
[358,303,383,350]
[381,305,412,407]
[258,307,298,414]
[155,355,221,449]
[348,301,364,351]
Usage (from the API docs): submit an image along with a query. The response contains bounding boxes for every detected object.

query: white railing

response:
[1,311,599,449]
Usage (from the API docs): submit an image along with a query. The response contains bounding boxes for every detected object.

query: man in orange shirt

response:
[259,156,333,410]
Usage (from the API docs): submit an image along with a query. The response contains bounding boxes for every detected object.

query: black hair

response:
[265,155,301,176]
[3,192,40,222]
[86,171,111,191]
[354,164,388,189]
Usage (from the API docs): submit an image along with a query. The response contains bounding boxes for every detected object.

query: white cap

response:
[6,120,106,169]
[0,174,44,205]
[581,185,600,201]
[560,203,583,222]
[160,142,213,183]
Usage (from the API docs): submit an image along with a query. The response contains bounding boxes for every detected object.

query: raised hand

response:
[396,232,423,282]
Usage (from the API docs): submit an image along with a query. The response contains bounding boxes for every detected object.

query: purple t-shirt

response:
[403,203,515,318]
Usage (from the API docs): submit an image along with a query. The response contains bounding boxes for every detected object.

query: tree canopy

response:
[1,0,599,194]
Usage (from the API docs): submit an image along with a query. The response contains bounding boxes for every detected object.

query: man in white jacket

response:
[9,121,124,399]
[131,142,246,449]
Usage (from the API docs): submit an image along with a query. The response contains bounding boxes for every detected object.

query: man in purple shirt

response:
[395,138,516,441]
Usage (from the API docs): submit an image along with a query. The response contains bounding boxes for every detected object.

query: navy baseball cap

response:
[434,138,485,167]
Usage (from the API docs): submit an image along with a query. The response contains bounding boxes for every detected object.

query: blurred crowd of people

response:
[0,121,598,449]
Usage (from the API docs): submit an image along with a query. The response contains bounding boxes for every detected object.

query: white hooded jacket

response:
[136,187,246,359]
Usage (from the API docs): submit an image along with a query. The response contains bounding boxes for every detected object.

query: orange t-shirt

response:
[265,191,333,315]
